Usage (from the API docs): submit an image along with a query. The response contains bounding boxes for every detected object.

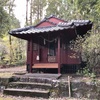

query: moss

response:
[0,97,14,100]
[0,73,13,78]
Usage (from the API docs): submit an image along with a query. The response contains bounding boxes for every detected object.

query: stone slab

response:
[4,88,49,98]
[24,73,61,79]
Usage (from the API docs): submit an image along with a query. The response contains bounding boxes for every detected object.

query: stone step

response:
[8,82,52,90]
[4,88,50,98]
[13,77,55,84]
[12,74,61,84]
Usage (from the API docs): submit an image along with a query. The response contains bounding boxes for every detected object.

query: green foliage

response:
[0,0,26,67]
[0,0,16,36]
[0,7,9,36]
[77,67,96,78]
[70,30,100,75]
[46,0,65,18]
[45,0,100,29]
[28,0,100,27]
[0,36,26,66]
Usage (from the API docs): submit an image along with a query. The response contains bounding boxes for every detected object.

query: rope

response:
[39,36,58,43]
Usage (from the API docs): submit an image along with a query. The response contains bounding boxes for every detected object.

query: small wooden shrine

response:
[9,15,92,73]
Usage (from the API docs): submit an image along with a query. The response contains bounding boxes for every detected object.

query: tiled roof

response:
[9,26,34,33]
[11,25,74,34]
[9,15,92,35]
[71,20,91,26]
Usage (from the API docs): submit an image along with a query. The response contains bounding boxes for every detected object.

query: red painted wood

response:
[66,49,81,64]
[26,41,30,64]
[33,50,39,63]
[33,63,58,68]
[32,46,49,63]
[36,17,65,28]
[27,34,81,70]
[26,30,81,72]
[36,21,55,28]
[29,38,33,73]
[58,35,61,73]
[39,47,48,63]
[48,17,65,24]
[61,45,81,64]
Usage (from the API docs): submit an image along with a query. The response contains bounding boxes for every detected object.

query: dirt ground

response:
[0,93,89,100]
[0,66,98,100]
[0,65,26,73]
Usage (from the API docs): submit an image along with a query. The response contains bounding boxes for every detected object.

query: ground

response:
[0,94,89,100]
[0,93,90,100]
[0,66,99,100]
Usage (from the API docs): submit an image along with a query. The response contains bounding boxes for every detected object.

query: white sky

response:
[14,0,26,27]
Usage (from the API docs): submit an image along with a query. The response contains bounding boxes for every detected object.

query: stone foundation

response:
[0,76,100,99]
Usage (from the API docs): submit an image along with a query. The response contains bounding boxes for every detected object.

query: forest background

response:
[0,0,100,73]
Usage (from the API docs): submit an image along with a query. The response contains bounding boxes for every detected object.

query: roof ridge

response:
[46,15,66,22]
[34,15,66,27]
[46,20,57,25]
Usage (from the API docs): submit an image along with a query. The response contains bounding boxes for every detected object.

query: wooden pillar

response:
[58,35,61,73]
[26,41,29,72]
[29,38,33,73]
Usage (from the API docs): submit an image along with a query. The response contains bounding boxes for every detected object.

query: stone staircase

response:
[3,74,61,98]
[3,76,52,98]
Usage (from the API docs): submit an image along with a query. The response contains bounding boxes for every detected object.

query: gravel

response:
[0,93,89,100]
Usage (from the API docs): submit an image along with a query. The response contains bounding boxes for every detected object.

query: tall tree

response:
[46,0,67,19]
[26,0,30,25]
[29,0,47,25]
[0,0,15,36]
[0,0,26,66]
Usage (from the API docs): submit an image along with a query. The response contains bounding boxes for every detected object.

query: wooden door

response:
[48,41,56,62]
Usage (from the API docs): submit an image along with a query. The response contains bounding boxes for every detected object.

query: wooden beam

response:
[26,41,29,72]
[33,63,58,68]
[29,38,33,73]
[58,35,61,73]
